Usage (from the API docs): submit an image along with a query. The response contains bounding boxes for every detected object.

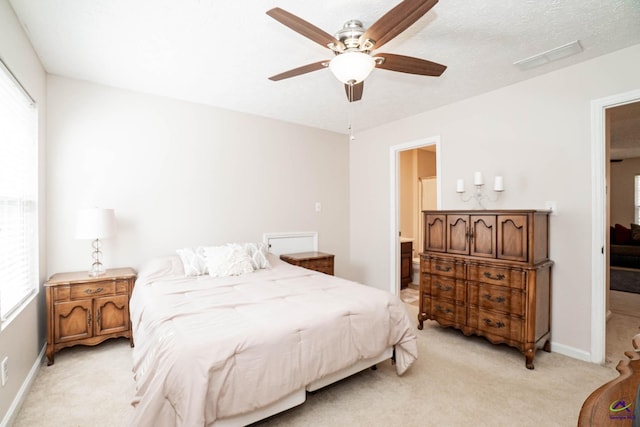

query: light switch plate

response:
[1,357,7,387]
[544,201,557,215]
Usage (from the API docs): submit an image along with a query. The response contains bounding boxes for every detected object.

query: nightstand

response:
[280,252,335,275]
[45,267,136,365]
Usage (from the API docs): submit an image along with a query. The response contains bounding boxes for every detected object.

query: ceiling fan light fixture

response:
[329,51,375,84]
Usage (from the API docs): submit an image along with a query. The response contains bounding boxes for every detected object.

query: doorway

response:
[604,100,640,364]
[591,89,640,364]
[389,136,441,296]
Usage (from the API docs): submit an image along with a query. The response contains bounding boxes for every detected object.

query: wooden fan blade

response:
[267,7,344,51]
[360,0,438,50]
[269,60,329,81]
[375,53,446,76]
[345,81,364,102]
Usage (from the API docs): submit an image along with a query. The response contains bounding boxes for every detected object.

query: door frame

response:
[389,136,441,295]
[590,89,640,363]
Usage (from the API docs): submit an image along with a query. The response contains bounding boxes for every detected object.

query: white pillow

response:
[237,242,271,270]
[176,247,207,276]
[137,255,185,284]
[203,244,254,277]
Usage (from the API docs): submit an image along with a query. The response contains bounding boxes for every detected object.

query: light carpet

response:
[12,304,629,427]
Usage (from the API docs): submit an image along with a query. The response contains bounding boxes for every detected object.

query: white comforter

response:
[129,256,417,426]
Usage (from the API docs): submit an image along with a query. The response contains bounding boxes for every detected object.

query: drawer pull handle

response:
[483,318,505,328]
[484,294,505,303]
[436,283,453,292]
[435,305,453,314]
[96,309,101,325]
[87,312,92,326]
[483,272,505,281]
[435,265,451,272]
[84,287,104,294]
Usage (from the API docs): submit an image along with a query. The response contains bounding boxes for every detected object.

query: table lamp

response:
[75,208,115,276]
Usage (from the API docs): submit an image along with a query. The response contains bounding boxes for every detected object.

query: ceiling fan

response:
[266,0,447,103]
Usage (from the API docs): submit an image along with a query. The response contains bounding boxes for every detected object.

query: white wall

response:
[0,1,47,424]
[46,76,350,277]
[350,44,640,359]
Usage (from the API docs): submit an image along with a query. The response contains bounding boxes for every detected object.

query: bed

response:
[128,247,418,426]
[578,333,640,426]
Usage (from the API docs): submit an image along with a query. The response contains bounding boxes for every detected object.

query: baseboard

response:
[550,341,594,363]
[0,344,45,427]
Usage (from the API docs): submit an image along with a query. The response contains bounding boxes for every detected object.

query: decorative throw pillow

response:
[203,244,254,277]
[614,224,632,245]
[176,247,207,276]
[237,242,271,270]
[631,223,640,242]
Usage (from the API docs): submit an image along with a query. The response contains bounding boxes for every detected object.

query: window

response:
[636,175,640,224]
[0,58,38,323]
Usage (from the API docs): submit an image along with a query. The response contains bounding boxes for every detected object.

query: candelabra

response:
[456,172,504,209]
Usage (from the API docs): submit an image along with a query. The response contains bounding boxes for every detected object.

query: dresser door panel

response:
[470,215,497,258]
[498,215,528,262]
[424,214,446,252]
[95,295,130,336]
[54,300,93,343]
[446,215,470,254]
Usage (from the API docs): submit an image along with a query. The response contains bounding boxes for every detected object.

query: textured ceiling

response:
[8,0,640,135]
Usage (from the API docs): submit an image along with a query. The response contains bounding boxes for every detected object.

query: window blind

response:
[0,58,38,322]
[635,175,640,224]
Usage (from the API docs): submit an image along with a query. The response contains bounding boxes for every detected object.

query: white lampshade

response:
[75,208,116,240]
[329,51,375,84]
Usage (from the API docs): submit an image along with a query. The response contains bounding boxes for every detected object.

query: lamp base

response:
[88,261,106,277]
[88,239,106,276]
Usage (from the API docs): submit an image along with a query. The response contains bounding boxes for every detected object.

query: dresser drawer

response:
[424,275,466,303]
[52,285,71,302]
[468,264,525,289]
[468,307,523,342]
[115,279,130,294]
[468,282,524,316]
[422,296,466,326]
[421,257,465,279]
[70,282,116,299]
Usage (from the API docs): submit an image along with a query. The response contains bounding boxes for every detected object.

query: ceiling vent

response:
[514,40,583,70]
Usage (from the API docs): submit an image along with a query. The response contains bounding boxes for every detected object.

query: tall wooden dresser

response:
[418,210,552,369]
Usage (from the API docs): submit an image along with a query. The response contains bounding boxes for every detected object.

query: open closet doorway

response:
[389,136,441,298]
[605,100,640,364]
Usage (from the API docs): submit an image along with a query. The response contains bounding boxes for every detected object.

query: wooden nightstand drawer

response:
[280,252,335,276]
[70,282,116,299]
[53,285,71,302]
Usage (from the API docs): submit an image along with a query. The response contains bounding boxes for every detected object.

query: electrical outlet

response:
[315,202,321,212]
[1,357,7,387]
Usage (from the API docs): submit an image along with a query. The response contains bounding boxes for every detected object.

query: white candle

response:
[494,176,504,192]
[474,172,483,186]
[456,179,465,193]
